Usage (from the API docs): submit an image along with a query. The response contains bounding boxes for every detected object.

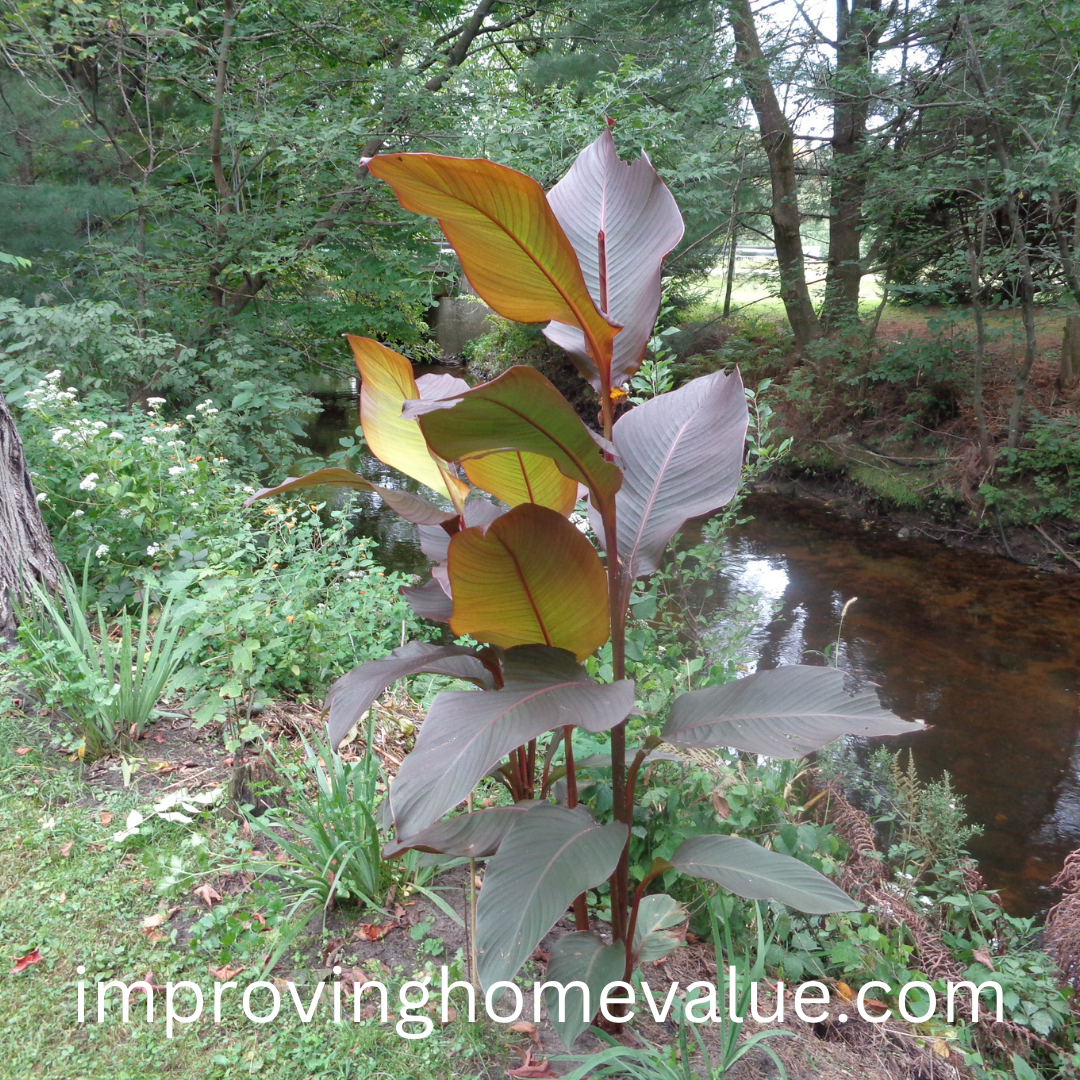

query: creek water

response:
[303,382,1080,917]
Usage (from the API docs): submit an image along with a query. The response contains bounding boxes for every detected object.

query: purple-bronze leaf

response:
[401,576,453,623]
[382,805,532,859]
[544,128,684,390]
[325,641,493,748]
[243,468,457,527]
[598,369,749,580]
[476,804,627,989]
[389,645,636,837]
[662,664,925,757]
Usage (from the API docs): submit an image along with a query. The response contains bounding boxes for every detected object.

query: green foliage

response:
[14,569,186,759]
[981,415,1080,525]
[1,300,317,473]
[248,734,395,911]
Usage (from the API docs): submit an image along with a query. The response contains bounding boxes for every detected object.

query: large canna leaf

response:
[603,369,749,579]
[544,129,685,391]
[543,932,627,1049]
[476,803,627,989]
[662,665,924,757]
[243,468,456,527]
[389,646,635,837]
[348,335,469,508]
[324,642,493,749]
[403,365,622,513]
[447,503,609,659]
[463,450,579,516]
[366,153,620,388]
[670,834,860,914]
[382,805,532,860]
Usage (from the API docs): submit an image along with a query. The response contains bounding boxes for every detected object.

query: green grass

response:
[0,703,502,1080]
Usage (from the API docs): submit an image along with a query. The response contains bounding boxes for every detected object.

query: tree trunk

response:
[728,0,822,349]
[821,0,874,330]
[0,389,62,642]
[1062,316,1080,391]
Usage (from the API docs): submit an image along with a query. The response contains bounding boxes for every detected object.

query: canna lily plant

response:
[248,130,922,1046]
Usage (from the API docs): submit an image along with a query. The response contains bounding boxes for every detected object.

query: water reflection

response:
[699,495,1080,916]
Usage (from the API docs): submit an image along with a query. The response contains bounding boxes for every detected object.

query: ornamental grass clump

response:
[250,130,923,1046]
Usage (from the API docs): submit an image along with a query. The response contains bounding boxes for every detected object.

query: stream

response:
[302,379,1080,917]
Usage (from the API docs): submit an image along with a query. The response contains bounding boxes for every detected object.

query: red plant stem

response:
[563,726,578,808]
[624,749,649,820]
[573,893,590,932]
[599,489,632,943]
[623,864,668,980]
[526,738,537,799]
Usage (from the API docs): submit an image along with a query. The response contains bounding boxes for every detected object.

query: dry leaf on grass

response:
[141,907,180,932]
[10,948,42,973]
[209,965,244,980]
[193,884,222,909]
[507,1021,540,1046]
[59,841,73,857]
[98,811,114,826]
[14,747,31,756]
[505,1048,557,1078]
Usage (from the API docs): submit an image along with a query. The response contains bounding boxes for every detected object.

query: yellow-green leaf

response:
[403,366,622,517]
[462,450,579,516]
[366,153,621,390]
[348,335,469,508]
[447,503,608,660]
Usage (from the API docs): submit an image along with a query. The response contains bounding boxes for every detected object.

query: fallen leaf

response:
[154,734,167,744]
[193,884,222,909]
[932,1038,952,1060]
[506,1048,557,1078]
[135,970,167,997]
[835,981,854,1004]
[354,923,394,942]
[86,842,106,852]
[508,1021,540,1046]
[209,964,244,980]
[11,948,42,973]
[711,791,730,819]
[250,912,267,927]
[972,948,996,972]
[145,931,164,944]
[339,968,371,995]
[60,841,73,857]
[99,811,114,826]
[321,937,346,966]
[14,747,31,756]
[141,906,180,932]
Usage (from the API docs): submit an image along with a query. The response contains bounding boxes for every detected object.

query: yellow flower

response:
[610,387,628,403]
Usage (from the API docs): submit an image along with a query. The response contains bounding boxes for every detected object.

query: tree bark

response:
[1062,316,1080,391]
[0,389,62,642]
[728,0,822,349]
[821,0,883,329]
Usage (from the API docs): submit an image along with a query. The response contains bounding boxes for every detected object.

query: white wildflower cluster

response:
[165,439,185,448]
[346,570,365,579]
[168,465,186,476]
[36,492,48,504]
[109,431,125,440]
[195,399,219,416]
[141,435,158,446]
[146,543,162,557]
[94,544,110,559]
[79,473,99,491]
[146,397,166,411]
[22,370,77,411]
